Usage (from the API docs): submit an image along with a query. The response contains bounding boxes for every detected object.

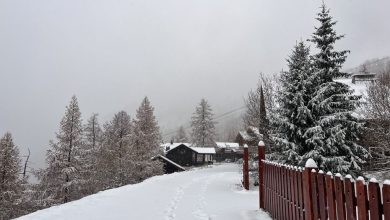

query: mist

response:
[1,0,389,169]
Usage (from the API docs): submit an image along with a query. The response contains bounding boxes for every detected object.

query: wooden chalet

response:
[165,143,215,167]
[214,142,242,162]
[352,73,376,84]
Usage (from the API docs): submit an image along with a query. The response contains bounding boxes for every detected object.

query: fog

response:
[1,0,389,169]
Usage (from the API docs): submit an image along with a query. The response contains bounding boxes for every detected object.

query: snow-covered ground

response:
[17,164,271,220]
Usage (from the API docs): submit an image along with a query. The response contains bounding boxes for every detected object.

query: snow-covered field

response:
[17,164,271,220]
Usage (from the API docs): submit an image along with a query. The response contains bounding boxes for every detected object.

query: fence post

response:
[243,144,249,190]
[303,158,317,220]
[258,141,265,209]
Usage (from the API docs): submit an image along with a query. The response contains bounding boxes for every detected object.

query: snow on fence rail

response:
[244,142,390,220]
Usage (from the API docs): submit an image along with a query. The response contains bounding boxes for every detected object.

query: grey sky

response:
[1,0,389,169]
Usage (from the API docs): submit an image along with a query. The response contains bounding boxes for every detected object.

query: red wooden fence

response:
[256,142,390,220]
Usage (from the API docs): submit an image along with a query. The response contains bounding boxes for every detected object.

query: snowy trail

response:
[17,164,271,220]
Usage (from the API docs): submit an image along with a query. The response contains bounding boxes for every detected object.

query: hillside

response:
[16,164,271,220]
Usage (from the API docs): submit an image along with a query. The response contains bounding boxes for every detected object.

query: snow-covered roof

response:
[154,155,186,171]
[190,147,216,154]
[215,142,240,149]
[163,143,215,154]
[334,78,368,96]
[238,131,252,141]
[161,143,190,153]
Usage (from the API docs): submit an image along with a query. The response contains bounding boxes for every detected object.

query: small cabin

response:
[352,73,376,84]
[215,142,242,162]
[152,155,186,174]
[165,144,215,167]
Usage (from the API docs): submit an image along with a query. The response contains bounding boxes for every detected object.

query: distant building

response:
[214,142,242,162]
[165,143,215,167]
[235,126,263,147]
[352,73,376,84]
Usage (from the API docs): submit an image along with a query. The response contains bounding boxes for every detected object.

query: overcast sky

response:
[1,0,389,169]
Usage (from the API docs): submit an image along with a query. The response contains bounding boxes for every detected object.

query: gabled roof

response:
[164,143,216,154]
[190,147,216,154]
[215,142,240,149]
[161,143,190,153]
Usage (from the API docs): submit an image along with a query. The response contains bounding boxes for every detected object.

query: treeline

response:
[0,96,163,219]
[243,3,370,176]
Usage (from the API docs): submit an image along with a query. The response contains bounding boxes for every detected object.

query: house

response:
[165,143,216,167]
[152,155,186,174]
[236,126,263,147]
[214,142,242,162]
[351,73,376,84]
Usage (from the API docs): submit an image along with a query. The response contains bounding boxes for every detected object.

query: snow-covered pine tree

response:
[176,126,188,143]
[304,4,368,174]
[0,132,23,219]
[98,111,133,188]
[82,113,103,194]
[36,96,85,206]
[131,97,163,182]
[275,41,314,164]
[190,99,216,147]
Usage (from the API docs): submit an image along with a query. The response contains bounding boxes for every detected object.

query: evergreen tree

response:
[82,113,103,194]
[190,99,216,147]
[176,126,188,143]
[0,132,23,219]
[98,111,133,188]
[36,96,85,205]
[304,4,368,174]
[275,41,314,164]
[131,97,163,182]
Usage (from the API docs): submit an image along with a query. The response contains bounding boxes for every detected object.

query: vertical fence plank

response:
[292,167,298,220]
[298,168,304,220]
[335,174,346,220]
[258,142,265,209]
[303,159,317,220]
[344,176,356,220]
[243,145,249,190]
[383,182,390,220]
[326,173,337,220]
[356,178,368,220]
[310,169,319,220]
[368,179,382,220]
[317,171,327,220]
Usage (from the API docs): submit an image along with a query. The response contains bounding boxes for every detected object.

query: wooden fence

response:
[252,142,390,220]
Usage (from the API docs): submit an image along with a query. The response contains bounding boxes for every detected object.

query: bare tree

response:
[363,70,390,170]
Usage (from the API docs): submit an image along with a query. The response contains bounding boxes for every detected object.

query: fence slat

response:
[383,183,390,220]
[298,169,304,220]
[326,173,337,220]
[368,180,382,220]
[293,167,299,220]
[317,171,327,220]
[344,177,356,220]
[356,179,368,220]
[335,175,346,220]
[311,170,319,220]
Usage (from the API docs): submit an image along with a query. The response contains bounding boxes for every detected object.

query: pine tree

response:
[176,126,188,143]
[0,132,23,219]
[131,97,163,182]
[304,4,368,174]
[98,111,133,188]
[82,113,103,194]
[190,99,216,147]
[275,41,314,164]
[36,96,85,205]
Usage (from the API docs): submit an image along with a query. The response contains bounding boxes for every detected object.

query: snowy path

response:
[17,164,271,220]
